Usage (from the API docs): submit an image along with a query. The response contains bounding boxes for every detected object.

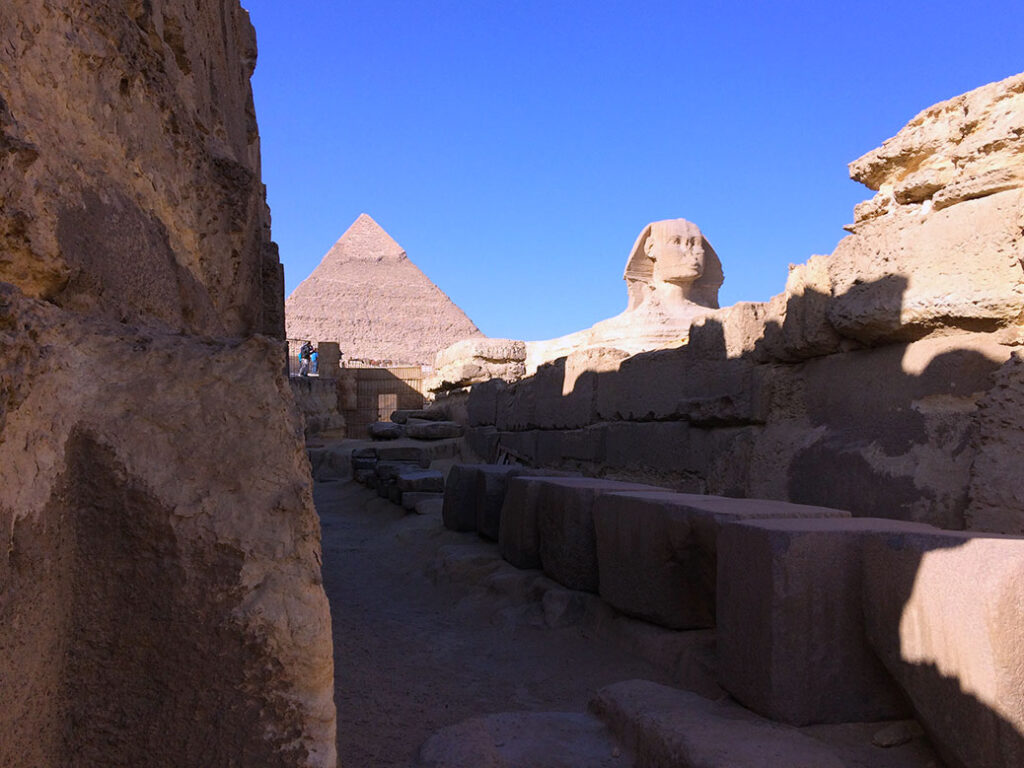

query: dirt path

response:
[315,479,675,767]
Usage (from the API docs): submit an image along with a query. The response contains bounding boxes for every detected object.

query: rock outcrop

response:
[286,214,483,365]
[0,3,335,767]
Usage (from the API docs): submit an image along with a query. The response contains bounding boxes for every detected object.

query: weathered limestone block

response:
[557,346,630,428]
[464,425,500,462]
[850,73,1024,214]
[368,421,404,440]
[0,0,284,338]
[533,478,664,592]
[718,517,937,726]
[391,408,447,424]
[687,301,768,360]
[590,680,846,768]
[475,465,528,541]
[396,470,445,494]
[784,332,1010,527]
[375,460,421,482]
[466,378,506,427]
[499,476,553,568]
[442,464,488,532]
[603,421,710,480]
[315,342,340,379]
[863,530,1024,768]
[431,338,527,392]
[966,352,1024,533]
[594,349,755,424]
[406,421,464,440]
[289,376,345,437]
[592,492,850,630]
[0,291,335,768]
[495,358,566,431]
[756,255,843,362]
[374,445,433,465]
[0,2,336,766]
[828,189,1024,344]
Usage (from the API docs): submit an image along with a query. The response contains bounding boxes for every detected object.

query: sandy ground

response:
[317,479,675,767]
[315,477,945,768]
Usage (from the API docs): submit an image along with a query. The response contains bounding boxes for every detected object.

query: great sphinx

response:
[524,218,724,371]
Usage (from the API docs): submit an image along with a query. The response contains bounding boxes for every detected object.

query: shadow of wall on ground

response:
[461,273,1024,767]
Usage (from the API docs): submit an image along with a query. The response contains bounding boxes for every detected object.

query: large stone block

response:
[966,352,1024,533]
[465,378,505,427]
[590,680,846,768]
[603,421,710,479]
[396,470,445,494]
[406,421,463,440]
[594,350,754,423]
[593,492,850,630]
[474,466,527,541]
[863,529,1024,768]
[440,464,497,532]
[718,517,935,726]
[498,476,553,569]
[786,332,1009,527]
[827,189,1024,344]
[533,478,664,592]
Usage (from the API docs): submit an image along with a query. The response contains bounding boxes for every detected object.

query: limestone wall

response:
[462,72,1024,534]
[0,3,334,767]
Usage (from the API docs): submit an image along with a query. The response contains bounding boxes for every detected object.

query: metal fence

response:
[345,366,426,435]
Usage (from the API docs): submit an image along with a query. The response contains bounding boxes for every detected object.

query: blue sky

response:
[243,0,1023,340]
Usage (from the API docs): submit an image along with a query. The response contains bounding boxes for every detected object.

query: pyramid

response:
[285,214,483,366]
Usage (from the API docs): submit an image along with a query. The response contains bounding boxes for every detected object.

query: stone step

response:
[590,680,846,768]
[717,517,936,726]
[592,491,851,631]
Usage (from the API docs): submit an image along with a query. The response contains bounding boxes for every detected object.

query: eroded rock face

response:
[0,0,284,338]
[0,3,334,767]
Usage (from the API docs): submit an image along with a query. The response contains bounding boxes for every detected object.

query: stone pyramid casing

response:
[285,214,483,365]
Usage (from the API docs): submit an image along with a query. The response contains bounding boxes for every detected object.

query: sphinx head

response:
[623,219,723,310]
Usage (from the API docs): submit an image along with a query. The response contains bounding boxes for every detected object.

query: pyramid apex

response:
[325,213,406,263]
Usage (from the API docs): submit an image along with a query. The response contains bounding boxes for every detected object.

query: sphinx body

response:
[525,219,724,372]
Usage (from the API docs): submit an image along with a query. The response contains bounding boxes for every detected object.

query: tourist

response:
[311,346,319,375]
[298,340,312,376]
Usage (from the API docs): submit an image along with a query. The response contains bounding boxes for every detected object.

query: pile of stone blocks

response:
[367,407,465,441]
[439,465,1024,766]
[350,446,445,514]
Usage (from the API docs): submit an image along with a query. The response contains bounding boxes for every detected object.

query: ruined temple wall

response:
[1,3,333,767]
[463,72,1024,533]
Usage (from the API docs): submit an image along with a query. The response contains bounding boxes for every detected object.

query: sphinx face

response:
[645,220,706,286]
